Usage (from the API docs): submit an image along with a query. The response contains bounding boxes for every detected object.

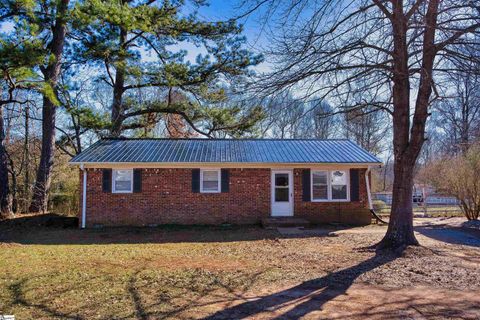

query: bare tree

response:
[298,101,339,139]
[259,92,339,139]
[434,69,480,155]
[260,92,304,138]
[343,107,389,155]
[243,0,480,249]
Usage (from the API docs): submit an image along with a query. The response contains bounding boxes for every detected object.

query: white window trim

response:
[112,169,134,193]
[200,168,221,193]
[311,169,350,202]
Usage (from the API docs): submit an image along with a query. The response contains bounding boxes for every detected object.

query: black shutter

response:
[221,169,229,192]
[192,169,200,193]
[133,169,142,193]
[350,168,360,201]
[302,169,311,202]
[102,169,112,193]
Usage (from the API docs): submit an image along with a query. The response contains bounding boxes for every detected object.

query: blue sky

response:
[0,1,272,72]
[179,0,272,72]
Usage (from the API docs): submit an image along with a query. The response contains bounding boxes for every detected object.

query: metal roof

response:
[70,138,382,164]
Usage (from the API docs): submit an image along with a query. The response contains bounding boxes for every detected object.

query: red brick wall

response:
[293,168,371,224]
[79,167,371,227]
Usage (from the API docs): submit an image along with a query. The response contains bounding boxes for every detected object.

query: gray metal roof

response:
[70,138,382,164]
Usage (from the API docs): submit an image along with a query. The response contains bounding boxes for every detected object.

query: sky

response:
[178,0,273,73]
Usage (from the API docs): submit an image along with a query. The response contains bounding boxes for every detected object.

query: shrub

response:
[372,199,387,211]
[421,145,480,220]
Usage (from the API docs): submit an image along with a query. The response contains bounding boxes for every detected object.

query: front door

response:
[271,170,293,216]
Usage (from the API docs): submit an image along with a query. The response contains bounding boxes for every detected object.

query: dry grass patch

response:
[1,215,479,319]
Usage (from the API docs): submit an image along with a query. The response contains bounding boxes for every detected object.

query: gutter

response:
[80,164,87,229]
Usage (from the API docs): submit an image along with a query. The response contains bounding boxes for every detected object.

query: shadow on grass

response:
[8,278,85,320]
[5,252,479,319]
[201,251,397,319]
[0,213,358,245]
[124,269,266,320]
[4,253,395,319]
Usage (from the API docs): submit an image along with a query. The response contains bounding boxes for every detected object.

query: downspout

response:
[365,165,388,224]
[80,164,87,229]
[365,166,373,210]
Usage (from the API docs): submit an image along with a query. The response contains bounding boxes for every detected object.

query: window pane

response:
[312,171,328,200]
[115,180,131,191]
[312,171,327,185]
[114,170,132,192]
[313,185,328,200]
[275,174,289,187]
[275,188,289,202]
[203,171,218,182]
[331,171,347,185]
[115,170,131,181]
[332,185,347,199]
[203,180,219,191]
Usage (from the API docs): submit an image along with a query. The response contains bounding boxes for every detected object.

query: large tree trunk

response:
[378,0,439,250]
[0,105,12,218]
[29,97,57,213]
[378,157,419,249]
[110,28,127,137]
[29,0,69,213]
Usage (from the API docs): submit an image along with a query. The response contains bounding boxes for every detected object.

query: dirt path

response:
[197,284,480,319]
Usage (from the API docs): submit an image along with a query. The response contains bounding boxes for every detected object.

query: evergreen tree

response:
[71,0,263,137]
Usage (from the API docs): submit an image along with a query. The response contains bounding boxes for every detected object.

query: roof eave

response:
[69,161,383,168]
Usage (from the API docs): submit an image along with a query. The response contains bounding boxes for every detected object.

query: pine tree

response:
[71,0,263,137]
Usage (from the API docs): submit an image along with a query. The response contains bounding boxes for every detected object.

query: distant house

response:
[69,138,382,228]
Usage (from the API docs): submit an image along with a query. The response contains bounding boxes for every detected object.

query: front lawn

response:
[1,214,479,319]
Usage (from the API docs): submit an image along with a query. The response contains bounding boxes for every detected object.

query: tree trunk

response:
[378,157,419,249]
[29,0,69,213]
[0,105,12,218]
[378,0,439,250]
[110,28,127,137]
[24,104,30,212]
[30,97,57,213]
[7,155,18,213]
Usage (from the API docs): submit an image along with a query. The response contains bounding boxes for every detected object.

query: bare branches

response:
[372,0,392,20]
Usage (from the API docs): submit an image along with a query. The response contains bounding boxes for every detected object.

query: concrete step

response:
[261,217,311,229]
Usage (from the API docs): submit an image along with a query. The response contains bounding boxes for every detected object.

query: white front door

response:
[271,170,294,216]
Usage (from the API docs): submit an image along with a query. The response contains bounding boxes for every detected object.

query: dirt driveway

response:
[0,215,479,319]
[255,218,480,319]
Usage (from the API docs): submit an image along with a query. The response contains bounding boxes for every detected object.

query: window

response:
[274,173,290,202]
[311,170,349,201]
[200,169,221,193]
[312,171,328,200]
[331,170,348,200]
[112,169,133,193]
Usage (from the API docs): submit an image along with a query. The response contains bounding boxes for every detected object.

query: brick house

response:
[70,138,382,228]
